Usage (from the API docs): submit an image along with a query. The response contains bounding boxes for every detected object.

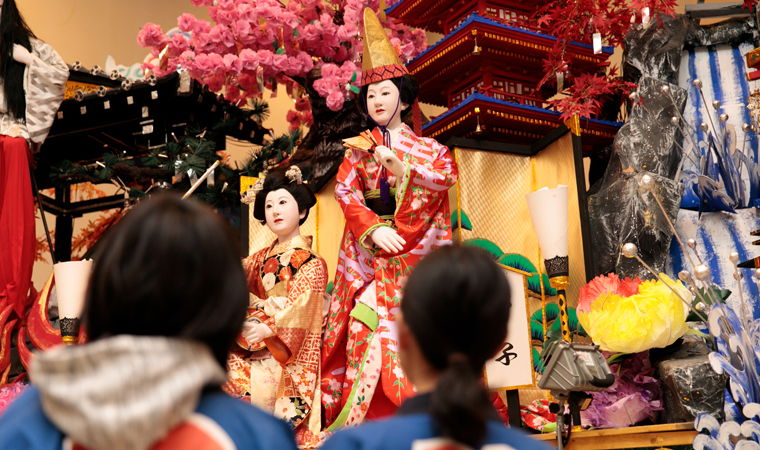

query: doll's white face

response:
[265,189,305,242]
[367,79,407,128]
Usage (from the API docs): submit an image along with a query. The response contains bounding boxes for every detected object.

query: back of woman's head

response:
[83,193,248,367]
[402,245,511,447]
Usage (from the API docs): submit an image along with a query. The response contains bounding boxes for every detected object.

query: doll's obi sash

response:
[364,188,397,221]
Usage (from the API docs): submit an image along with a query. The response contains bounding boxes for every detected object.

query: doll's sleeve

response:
[396,139,458,200]
[25,38,69,149]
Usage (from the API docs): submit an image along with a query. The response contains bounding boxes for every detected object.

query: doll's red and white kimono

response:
[321,123,457,429]
[0,38,68,318]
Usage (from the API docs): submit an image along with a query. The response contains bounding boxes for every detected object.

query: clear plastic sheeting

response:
[624,15,691,85]
[686,18,758,48]
[612,77,688,178]
[588,172,683,279]
[588,74,687,279]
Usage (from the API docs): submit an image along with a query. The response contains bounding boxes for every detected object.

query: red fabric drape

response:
[0,135,34,318]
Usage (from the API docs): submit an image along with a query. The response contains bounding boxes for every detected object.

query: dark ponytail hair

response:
[252,168,316,226]
[402,245,511,447]
[0,0,35,121]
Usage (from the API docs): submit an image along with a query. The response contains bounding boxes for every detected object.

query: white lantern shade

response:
[525,185,569,260]
[53,259,93,320]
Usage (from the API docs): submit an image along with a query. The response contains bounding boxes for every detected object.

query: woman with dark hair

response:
[225,167,327,448]
[321,8,458,429]
[0,194,298,450]
[322,246,550,450]
[0,0,68,328]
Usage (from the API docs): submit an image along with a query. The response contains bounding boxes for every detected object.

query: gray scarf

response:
[31,335,226,450]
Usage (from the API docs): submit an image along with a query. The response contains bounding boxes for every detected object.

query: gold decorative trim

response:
[64,81,110,100]
[564,115,581,136]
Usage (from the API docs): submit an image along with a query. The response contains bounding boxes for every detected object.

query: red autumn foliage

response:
[534,0,671,120]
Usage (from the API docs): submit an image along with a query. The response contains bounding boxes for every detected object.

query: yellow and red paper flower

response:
[577,273,690,354]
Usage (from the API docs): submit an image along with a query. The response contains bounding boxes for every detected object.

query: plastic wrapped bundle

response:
[589,172,683,279]
[588,76,686,278]
[623,15,691,85]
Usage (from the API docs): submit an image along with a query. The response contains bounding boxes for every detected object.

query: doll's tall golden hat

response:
[361,8,408,86]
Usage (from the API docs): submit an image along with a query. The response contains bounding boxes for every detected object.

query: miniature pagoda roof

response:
[407,13,612,107]
[423,92,621,153]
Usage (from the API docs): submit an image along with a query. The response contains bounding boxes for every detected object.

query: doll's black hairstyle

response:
[0,0,35,121]
[252,169,317,226]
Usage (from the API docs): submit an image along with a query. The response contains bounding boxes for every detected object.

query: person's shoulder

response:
[485,421,553,449]
[196,391,298,450]
[322,415,434,450]
[0,386,63,449]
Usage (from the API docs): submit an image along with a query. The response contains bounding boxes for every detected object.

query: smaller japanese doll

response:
[224,166,327,448]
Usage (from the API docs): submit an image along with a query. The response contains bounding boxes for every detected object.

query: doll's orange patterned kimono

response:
[224,235,327,448]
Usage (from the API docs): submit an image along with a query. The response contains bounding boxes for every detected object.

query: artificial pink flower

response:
[239,49,259,71]
[209,24,235,48]
[193,19,212,36]
[216,8,240,26]
[272,54,289,72]
[137,23,168,49]
[257,50,274,67]
[300,24,320,43]
[204,73,226,92]
[285,56,303,76]
[326,90,344,111]
[167,34,189,58]
[337,24,358,42]
[223,54,243,74]
[190,0,215,7]
[177,13,197,33]
[298,52,314,73]
[231,19,253,42]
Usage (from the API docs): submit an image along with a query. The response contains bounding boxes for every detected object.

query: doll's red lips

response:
[376,109,385,114]
[274,218,283,223]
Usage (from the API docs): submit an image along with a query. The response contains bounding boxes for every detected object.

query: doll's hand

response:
[242,322,274,344]
[12,45,31,65]
[374,146,405,178]
[369,226,406,254]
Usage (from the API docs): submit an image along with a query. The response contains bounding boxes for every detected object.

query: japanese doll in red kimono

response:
[320,8,458,431]
[224,167,328,448]
[1,0,68,321]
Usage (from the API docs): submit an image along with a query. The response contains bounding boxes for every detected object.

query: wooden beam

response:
[533,422,697,449]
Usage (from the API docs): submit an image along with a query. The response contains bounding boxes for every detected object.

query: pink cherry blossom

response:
[239,48,259,71]
[272,54,289,72]
[223,54,243,74]
[137,23,168,49]
[326,90,344,111]
[167,34,189,58]
[257,49,274,67]
[178,13,197,33]
[138,0,428,112]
